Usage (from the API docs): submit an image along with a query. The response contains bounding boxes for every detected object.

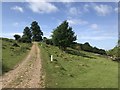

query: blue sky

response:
[2,1,118,50]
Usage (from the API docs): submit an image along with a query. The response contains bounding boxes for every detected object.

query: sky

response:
[1,0,118,50]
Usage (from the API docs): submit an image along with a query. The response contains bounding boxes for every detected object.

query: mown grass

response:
[40,43,118,88]
[2,38,32,74]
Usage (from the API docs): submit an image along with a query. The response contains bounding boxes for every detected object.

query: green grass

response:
[40,43,118,88]
[2,38,32,74]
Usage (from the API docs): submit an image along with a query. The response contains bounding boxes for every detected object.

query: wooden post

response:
[51,55,53,62]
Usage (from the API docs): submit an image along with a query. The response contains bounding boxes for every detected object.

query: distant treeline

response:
[107,46,120,60]
[43,38,106,55]
[71,42,106,55]
[13,20,107,55]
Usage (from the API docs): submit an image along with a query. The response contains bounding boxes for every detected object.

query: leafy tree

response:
[31,21,43,41]
[92,47,99,53]
[43,37,47,42]
[14,34,21,41]
[98,49,106,55]
[22,27,32,43]
[52,20,76,51]
[43,37,53,45]
[70,42,82,50]
[81,42,93,52]
[46,39,53,45]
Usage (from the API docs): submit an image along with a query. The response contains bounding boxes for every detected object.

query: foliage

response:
[107,46,120,58]
[70,42,106,55]
[43,37,47,42]
[81,42,93,52]
[15,27,32,43]
[12,43,20,47]
[43,37,53,45]
[40,43,118,88]
[107,39,120,61]
[52,20,76,51]
[20,27,32,43]
[13,21,43,43]
[14,34,21,41]
[2,38,32,73]
[31,21,43,41]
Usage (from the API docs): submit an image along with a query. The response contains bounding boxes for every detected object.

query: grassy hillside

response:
[2,38,32,74]
[107,46,120,58]
[40,43,118,88]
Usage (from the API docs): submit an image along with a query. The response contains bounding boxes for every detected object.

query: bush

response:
[14,34,21,41]
[12,43,20,47]
[70,42,82,50]
[70,42,106,55]
[44,38,53,45]
[81,42,93,52]
[18,37,31,43]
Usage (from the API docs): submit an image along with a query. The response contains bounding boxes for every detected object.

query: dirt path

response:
[2,42,44,88]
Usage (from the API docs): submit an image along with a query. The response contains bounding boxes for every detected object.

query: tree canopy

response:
[31,21,43,41]
[52,20,76,51]
[21,27,32,43]
[14,34,21,41]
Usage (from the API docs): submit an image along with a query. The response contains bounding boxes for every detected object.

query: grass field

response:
[2,38,32,74]
[40,43,118,88]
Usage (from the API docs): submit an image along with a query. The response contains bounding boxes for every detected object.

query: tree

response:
[43,37,47,42]
[92,47,99,53]
[52,20,76,51]
[14,34,21,41]
[98,49,106,55]
[70,42,82,50]
[81,42,93,52]
[31,21,43,41]
[22,27,32,43]
[43,37,53,45]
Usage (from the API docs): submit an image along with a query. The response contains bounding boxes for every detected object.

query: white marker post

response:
[51,55,53,62]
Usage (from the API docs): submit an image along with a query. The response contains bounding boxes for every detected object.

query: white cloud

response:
[114,7,118,13]
[26,0,58,14]
[69,7,81,15]
[93,4,113,16]
[43,31,52,38]
[2,33,23,39]
[83,4,90,12]
[58,0,75,2]
[67,19,88,26]
[90,24,98,30]
[114,7,120,13]
[69,7,77,15]
[11,6,24,13]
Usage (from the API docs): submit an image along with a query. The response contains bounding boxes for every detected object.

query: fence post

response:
[51,55,53,62]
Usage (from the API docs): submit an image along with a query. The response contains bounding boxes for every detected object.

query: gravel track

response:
[1,42,44,88]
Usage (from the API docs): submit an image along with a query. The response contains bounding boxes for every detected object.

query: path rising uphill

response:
[2,42,44,88]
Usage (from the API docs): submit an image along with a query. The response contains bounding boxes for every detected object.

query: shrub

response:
[12,43,20,47]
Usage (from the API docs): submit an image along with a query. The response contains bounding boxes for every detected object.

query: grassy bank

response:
[40,43,118,88]
[2,38,32,74]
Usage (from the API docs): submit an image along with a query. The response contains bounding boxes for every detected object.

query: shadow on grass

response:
[2,64,11,74]
[66,49,96,59]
